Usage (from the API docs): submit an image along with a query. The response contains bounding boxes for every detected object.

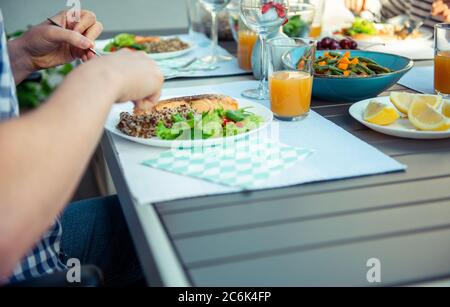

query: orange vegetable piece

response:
[338,63,349,70]
[344,51,351,58]
[297,59,306,70]
[339,57,351,65]
[318,61,327,66]
[324,52,330,57]
[351,58,359,65]
[343,70,350,76]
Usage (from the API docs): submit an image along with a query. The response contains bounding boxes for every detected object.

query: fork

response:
[47,18,102,57]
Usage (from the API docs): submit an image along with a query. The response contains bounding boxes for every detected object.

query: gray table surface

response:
[101,30,450,287]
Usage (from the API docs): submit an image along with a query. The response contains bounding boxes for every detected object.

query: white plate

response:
[349,96,450,140]
[105,97,274,148]
[357,28,432,45]
[95,37,196,60]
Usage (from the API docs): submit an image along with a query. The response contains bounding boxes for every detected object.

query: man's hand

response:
[344,0,368,16]
[24,10,103,68]
[8,10,102,83]
[85,49,164,105]
[433,0,450,22]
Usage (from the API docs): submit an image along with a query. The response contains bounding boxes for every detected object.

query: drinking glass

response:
[240,0,289,100]
[199,0,233,64]
[237,18,258,70]
[268,37,316,121]
[434,23,450,98]
[307,0,325,38]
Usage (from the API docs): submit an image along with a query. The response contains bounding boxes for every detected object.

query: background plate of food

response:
[105,95,274,148]
[96,33,196,60]
[349,94,450,140]
[334,18,433,45]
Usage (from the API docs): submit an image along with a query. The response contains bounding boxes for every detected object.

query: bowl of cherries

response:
[317,37,358,50]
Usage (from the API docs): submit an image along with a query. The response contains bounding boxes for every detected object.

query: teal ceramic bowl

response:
[284,49,414,102]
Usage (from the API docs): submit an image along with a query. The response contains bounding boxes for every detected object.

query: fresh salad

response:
[103,33,189,53]
[156,108,265,141]
[340,18,378,37]
[312,51,392,77]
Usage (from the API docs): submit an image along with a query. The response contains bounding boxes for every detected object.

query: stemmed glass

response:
[240,0,289,100]
[199,0,233,64]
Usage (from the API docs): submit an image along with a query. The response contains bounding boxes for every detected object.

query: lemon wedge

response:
[408,99,450,131]
[364,100,400,126]
[390,92,442,115]
[390,92,416,114]
[443,100,450,118]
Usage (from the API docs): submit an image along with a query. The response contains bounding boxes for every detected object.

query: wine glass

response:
[240,0,289,100]
[199,0,233,64]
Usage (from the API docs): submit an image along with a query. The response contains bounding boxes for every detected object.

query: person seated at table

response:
[0,9,163,286]
[345,0,450,29]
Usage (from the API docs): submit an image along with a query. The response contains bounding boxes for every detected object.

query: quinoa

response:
[117,105,194,139]
[143,38,189,54]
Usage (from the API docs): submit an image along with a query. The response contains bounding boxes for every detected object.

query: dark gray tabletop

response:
[152,83,450,287]
[101,30,450,287]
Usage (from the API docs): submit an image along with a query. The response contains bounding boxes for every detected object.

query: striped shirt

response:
[0,10,67,285]
[380,0,443,29]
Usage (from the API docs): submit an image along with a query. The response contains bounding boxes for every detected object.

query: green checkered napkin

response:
[142,138,313,189]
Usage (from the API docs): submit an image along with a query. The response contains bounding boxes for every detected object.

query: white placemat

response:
[96,33,249,79]
[110,81,406,205]
[398,66,434,94]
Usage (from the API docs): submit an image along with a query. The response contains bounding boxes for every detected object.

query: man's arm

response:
[0,60,118,280]
[0,48,163,281]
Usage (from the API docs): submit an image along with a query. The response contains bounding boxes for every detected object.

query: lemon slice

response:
[390,92,442,115]
[390,92,416,114]
[364,100,400,126]
[408,99,450,131]
[443,100,450,118]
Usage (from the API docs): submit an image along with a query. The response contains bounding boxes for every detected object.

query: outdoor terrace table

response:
[100,30,450,287]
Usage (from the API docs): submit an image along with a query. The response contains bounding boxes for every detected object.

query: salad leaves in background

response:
[344,18,377,36]
[156,108,264,141]
[283,15,309,38]
[104,33,144,52]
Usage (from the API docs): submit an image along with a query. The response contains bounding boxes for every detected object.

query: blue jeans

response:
[61,195,143,287]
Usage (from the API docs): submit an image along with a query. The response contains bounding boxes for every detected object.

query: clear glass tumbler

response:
[268,37,316,121]
[434,23,450,98]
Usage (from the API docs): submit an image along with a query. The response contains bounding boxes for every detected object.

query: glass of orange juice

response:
[308,0,325,38]
[268,37,316,121]
[237,18,258,71]
[434,23,450,98]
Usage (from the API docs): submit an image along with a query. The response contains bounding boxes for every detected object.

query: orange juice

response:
[238,31,258,71]
[309,25,322,38]
[435,51,450,95]
[269,71,313,118]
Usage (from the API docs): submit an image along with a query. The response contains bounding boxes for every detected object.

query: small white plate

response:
[105,97,274,148]
[349,96,450,140]
[96,37,196,60]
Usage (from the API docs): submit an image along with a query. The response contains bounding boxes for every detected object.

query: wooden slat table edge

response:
[101,133,191,287]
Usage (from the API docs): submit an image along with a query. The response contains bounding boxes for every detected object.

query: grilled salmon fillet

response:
[152,94,239,113]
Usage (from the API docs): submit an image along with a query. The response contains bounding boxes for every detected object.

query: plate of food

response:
[334,18,433,45]
[96,33,196,60]
[349,92,450,139]
[105,95,274,148]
